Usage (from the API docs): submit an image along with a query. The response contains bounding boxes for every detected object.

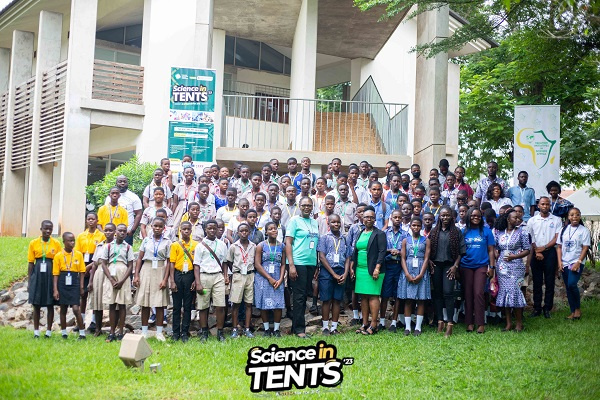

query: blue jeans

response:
[562,266,583,313]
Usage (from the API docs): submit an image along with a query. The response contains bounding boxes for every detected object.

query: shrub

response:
[86,154,158,210]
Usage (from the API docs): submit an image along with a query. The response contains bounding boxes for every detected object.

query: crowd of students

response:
[26,155,591,341]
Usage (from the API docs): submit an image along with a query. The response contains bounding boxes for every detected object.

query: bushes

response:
[86,154,158,210]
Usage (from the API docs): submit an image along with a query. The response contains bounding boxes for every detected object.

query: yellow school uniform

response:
[169,239,198,272]
[97,204,129,229]
[75,229,106,263]
[27,237,62,262]
[52,250,86,275]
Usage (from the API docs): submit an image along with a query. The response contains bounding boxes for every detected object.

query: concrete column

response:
[446,62,460,168]
[0,48,9,92]
[57,0,97,234]
[289,0,318,151]
[211,28,225,149]
[413,6,449,173]
[349,58,365,98]
[25,11,63,236]
[0,31,34,236]
[138,0,215,162]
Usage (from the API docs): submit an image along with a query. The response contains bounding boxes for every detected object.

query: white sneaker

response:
[155,332,166,342]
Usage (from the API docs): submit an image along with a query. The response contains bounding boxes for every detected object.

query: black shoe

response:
[87,322,96,333]
[263,329,272,337]
[62,334,68,340]
[33,334,40,339]
[181,334,189,343]
[322,328,330,336]
[543,310,551,319]
[78,335,86,340]
[116,333,124,341]
[309,304,319,315]
[529,310,542,317]
[105,334,116,342]
[349,318,361,326]
[171,333,180,341]
[217,330,226,342]
[200,330,209,342]
[378,323,386,331]
[388,325,397,333]
[273,330,281,337]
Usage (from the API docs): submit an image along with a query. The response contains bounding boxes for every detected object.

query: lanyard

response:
[256,211,265,228]
[183,184,196,208]
[204,239,218,260]
[503,229,516,251]
[339,201,348,217]
[63,252,73,272]
[236,243,251,264]
[519,186,527,202]
[315,195,325,212]
[285,203,297,218]
[567,225,580,241]
[250,227,257,241]
[301,218,315,236]
[267,241,278,262]
[109,205,119,222]
[181,241,191,261]
[332,235,342,254]
[428,202,441,216]
[112,243,123,264]
[41,238,49,262]
[389,192,398,208]
[410,236,421,258]
[551,198,559,214]
[152,235,163,258]
[240,180,250,193]
[391,229,403,249]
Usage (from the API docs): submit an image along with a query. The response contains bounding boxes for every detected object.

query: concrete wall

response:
[89,126,139,156]
[224,116,290,149]
[446,62,460,168]
[233,67,291,90]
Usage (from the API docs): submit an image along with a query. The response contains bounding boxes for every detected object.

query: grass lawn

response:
[0,237,32,289]
[1,300,598,399]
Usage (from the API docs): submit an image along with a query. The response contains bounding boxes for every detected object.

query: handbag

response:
[489,275,499,298]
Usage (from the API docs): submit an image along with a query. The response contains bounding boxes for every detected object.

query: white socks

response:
[34,330,40,336]
[61,329,67,335]
[142,326,148,335]
[353,310,359,319]
[331,321,338,330]
[274,322,280,331]
[322,320,329,329]
[91,314,96,323]
[45,330,51,337]
[390,320,397,327]
[263,322,270,331]
[404,317,412,331]
[157,326,163,334]
[79,329,86,336]
[398,314,405,322]
[379,318,386,326]
[415,315,423,331]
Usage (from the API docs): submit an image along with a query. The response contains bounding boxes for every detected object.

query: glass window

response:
[225,36,235,65]
[116,51,141,65]
[94,47,115,62]
[234,38,260,69]
[125,24,143,48]
[260,43,284,73]
[97,27,125,44]
[284,56,291,75]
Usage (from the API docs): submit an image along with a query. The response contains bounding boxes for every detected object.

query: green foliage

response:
[458,28,600,187]
[85,154,158,210]
[0,237,35,289]
[316,82,350,112]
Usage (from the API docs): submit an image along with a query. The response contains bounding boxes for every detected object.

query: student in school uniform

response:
[140,187,174,238]
[227,223,257,338]
[87,223,115,337]
[254,193,271,233]
[216,187,239,230]
[169,221,198,342]
[194,219,229,342]
[196,184,217,222]
[172,166,199,231]
[266,183,281,213]
[213,178,229,211]
[74,212,106,332]
[227,198,250,243]
[180,202,205,241]
[311,177,328,217]
[53,232,86,340]
[316,195,336,236]
[97,187,129,231]
[28,220,62,339]
[254,221,286,337]
[334,184,357,234]
[243,209,265,245]
[133,218,172,341]
[143,168,173,209]
[100,224,134,342]
[280,185,301,228]
[317,215,351,336]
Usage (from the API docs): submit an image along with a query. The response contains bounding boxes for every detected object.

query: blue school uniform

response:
[317,232,350,302]
[254,241,285,310]
[381,227,407,298]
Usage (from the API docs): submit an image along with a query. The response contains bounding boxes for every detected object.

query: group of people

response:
[26,155,591,341]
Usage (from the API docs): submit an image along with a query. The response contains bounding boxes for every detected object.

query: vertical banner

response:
[514,105,560,199]
[168,67,216,165]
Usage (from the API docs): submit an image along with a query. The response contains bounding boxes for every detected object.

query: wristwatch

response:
[488,265,495,269]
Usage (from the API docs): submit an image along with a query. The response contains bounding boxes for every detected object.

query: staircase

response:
[313,112,385,154]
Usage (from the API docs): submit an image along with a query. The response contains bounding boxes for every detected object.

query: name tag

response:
[268,263,275,274]
[309,241,315,249]
[333,254,340,263]
[412,258,419,269]
[241,264,248,275]
[152,259,159,269]
[110,265,117,277]
[84,253,90,263]
[65,273,72,286]
[183,262,189,272]
[40,262,47,273]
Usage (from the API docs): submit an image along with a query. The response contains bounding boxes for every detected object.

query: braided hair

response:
[429,205,461,260]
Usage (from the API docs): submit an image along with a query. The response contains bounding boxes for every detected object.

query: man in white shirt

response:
[526,196,562,318]
[104,175,143,245]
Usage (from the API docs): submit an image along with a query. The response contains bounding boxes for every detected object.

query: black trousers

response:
[172,270,195,336]
[432,261,455,323]
[531,248,557,312]
[289,265,316,334]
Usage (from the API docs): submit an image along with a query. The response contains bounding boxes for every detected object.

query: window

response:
[225,35,291,76]
[235,38,260,69]
[96,24,143,48]
[260,43,284,73]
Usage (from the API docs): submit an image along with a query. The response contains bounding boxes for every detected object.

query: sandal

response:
[362,325,376,335]
[105,333,116,343]
[355,325,367,334]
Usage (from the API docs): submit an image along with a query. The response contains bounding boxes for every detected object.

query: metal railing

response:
[223,93,407,155]
[352,76,408,156]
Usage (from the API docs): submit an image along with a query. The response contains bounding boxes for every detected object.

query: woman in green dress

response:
[351,206,388,335]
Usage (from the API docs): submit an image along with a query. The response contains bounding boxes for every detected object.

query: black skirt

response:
[57,271,81,306]
[28,258,56,306]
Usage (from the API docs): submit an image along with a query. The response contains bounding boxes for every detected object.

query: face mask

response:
[326,179,333,188]
[182,162,192,169]
[402,182,410,190]
[412,172,421,179]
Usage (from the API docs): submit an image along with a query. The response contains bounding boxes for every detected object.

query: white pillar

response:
[289,0,318,151]
[26,11,63,236]
[349,58,365,99]
[413,6,449,173]
[139,0,214,163]
[57,0,97,234]
[211,28,225,150]
[446,62,460,168]
[0,31,34,236]
[0,48,9,92]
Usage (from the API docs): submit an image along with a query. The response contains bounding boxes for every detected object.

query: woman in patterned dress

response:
[494,208,530,332]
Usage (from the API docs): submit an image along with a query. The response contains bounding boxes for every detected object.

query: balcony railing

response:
[92,60,144,105]
[222,94,407,155]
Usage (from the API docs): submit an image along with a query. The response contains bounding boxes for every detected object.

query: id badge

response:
[412,258,419,269]
[84,253,90,263]
[309,241,315,249]
[40,262,47,273]
[109,265,117,277]
[183,262,189,272]
[241,264,248,275]
[152,259,159,269]
[65,274,72,286]
[268,263,275,274]
[333,254,340,263]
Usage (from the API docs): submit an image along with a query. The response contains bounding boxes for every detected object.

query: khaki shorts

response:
[230,272,254,304]
[197,272,226,309]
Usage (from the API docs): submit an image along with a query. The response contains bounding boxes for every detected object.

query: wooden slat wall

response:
[38,61,67,165]
[11,77,35,170]
[0,91,8,174]
[92,60,144,105]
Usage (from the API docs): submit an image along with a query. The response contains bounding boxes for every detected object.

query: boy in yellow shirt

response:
[98,187,128,231]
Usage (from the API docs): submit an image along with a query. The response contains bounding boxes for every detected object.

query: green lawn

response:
[1,300,598,399]
[0,237,32,289]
